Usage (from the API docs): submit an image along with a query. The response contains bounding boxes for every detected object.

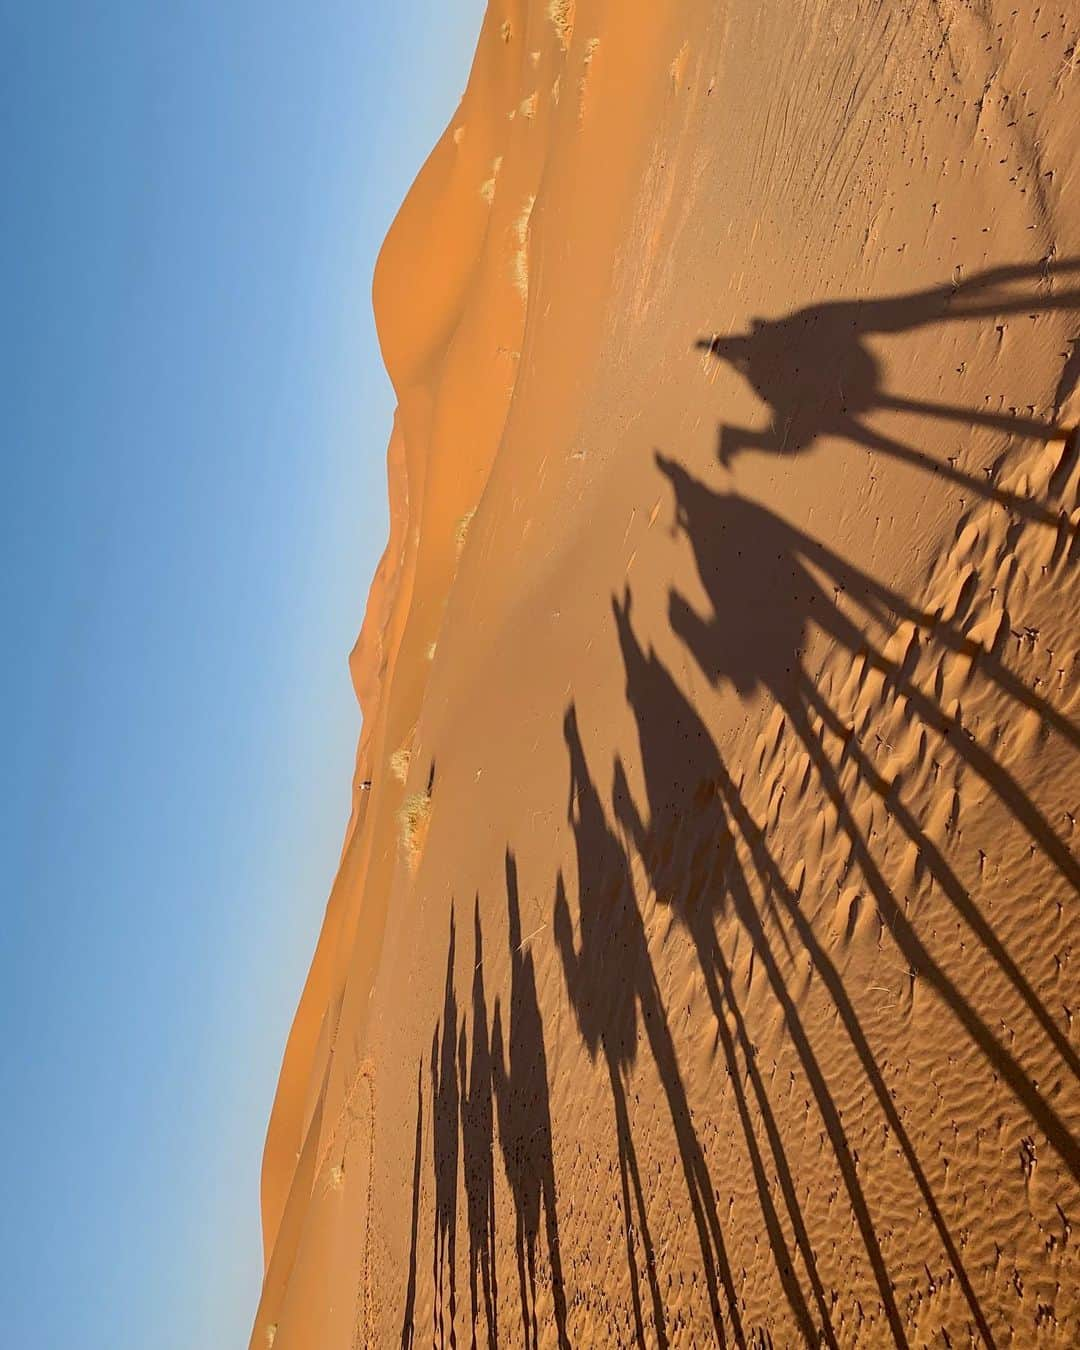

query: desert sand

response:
[249,1,1080,1344]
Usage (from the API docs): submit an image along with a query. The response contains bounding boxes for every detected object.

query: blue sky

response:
[0,2,483,1345]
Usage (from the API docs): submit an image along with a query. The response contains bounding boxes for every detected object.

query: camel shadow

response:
[431,910,460,1349]
[459,897,498,1349]
[425,878,568,1349]
[557,703,748,1347]
[400,1062,424,1349]
[554,707,670,1347]
[698,257,1080,529]
[492,850,570,1349]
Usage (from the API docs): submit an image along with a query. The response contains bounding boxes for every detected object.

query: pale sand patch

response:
[397,791,431,870]
[479,154,503,204]
[547,0,574,51]
[511,195,536,298]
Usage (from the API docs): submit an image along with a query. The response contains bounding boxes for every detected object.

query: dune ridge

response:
[251,2,1080,1345]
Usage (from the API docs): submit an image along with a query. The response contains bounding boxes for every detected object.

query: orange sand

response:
[250,1,1080,1344]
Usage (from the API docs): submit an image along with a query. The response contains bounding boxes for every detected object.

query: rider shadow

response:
[650,454,1080,1181]
[697,258,1080,528]
[400,1061,424,1349]
[491,849,571,1350]
[611,587,1004,1346]
[459,897,498,1349]
[417,875,567,1350]
[611,591,846,1345]
[554,706,669,1348]
[556,703,747,1348]
[431,908,460,1350]
[659,449,1078,867]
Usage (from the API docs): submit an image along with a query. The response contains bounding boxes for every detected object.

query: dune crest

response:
[251,2,1080,1345]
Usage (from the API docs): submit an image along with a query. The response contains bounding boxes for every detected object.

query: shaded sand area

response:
[251,2,1080,1345]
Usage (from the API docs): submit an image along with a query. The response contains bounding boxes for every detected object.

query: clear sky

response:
[1,2,483,1345]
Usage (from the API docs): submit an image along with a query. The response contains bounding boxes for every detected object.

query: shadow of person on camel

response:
[697,257,1080,527]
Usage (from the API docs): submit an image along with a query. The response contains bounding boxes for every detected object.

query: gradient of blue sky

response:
[1,2,483,1345]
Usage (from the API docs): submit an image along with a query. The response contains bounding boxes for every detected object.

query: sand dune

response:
[250,1,1080,1344]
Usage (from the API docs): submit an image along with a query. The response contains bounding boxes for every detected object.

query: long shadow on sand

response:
[697,257,1080,529]
[431,910,460,1349]
[459,898,498,1349]
[492,850,571,1349]
[611,593,990,1345]
[400,1062,424,1349]
[557,705,746,1347]
[426,868,569,1349]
